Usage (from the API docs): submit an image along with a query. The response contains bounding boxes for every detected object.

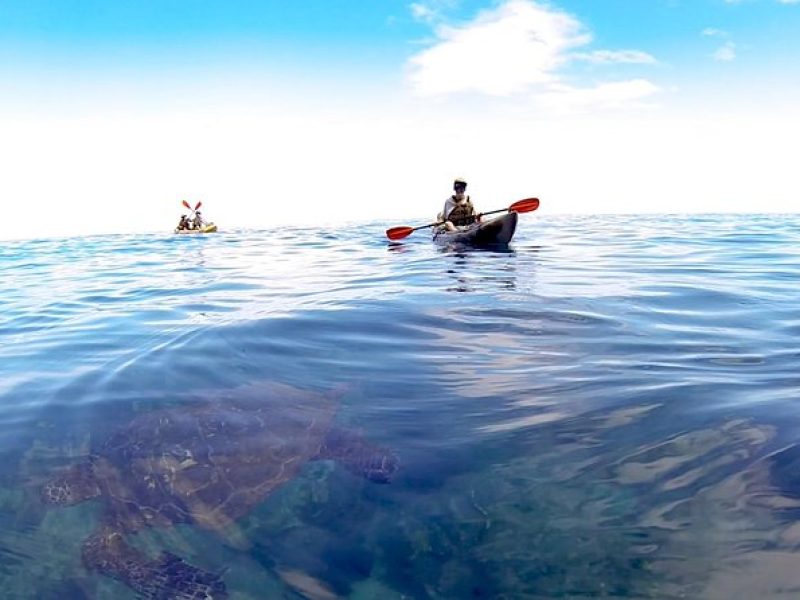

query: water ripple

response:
[2,214,800,597]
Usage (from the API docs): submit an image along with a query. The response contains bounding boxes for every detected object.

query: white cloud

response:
[713,42,736,61]
[406,0,659,113]
[572,50,657,64]
[536,79,661,114]
[703,28,735,62]
[409,0,457,24]
[408,0,591,96]
[410,3,437,23]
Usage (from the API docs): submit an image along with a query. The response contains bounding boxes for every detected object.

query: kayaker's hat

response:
[453,177,467,190]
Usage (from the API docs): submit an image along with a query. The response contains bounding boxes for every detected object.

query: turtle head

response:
[361,451,400,484]
[41,462,101,506]
[317,428,400,484]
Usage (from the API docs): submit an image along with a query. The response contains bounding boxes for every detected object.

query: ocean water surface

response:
[2,213,800,599]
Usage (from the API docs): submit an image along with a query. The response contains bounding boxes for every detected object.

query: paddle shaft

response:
[413,206,517,231]
[385,197,539,241]
[479,206,517,218]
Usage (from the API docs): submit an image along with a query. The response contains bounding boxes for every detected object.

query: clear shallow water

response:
[2,214,800,599]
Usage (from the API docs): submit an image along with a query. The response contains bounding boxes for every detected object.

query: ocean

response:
[1,213,800,599]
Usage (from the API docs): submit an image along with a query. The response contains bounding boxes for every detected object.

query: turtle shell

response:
[91,383,338,532]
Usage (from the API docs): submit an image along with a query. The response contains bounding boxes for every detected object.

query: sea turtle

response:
[41,383,398,599]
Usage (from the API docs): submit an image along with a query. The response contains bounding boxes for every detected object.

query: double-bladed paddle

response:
[181,199,202,213]
[385,197,540,241]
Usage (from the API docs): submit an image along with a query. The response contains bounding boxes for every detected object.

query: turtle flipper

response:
[315,428,399,483]
[82,528,227,599]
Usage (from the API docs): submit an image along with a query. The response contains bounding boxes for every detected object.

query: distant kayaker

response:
[437,177,481,232]
[176,215,191,231]
[192,211,204,230]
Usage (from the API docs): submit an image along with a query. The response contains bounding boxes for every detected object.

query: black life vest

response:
[447,196,476,227]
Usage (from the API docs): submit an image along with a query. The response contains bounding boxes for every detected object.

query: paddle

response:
[181,200,202,213]
[385,197,540,241]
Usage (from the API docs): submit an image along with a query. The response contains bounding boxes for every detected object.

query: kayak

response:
[432,212,518,246]
[175,223,218,234]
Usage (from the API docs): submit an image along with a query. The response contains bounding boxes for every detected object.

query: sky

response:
[1,0,799,240]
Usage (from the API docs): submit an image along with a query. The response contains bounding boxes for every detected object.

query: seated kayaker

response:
[192,211,204,230]
[176,214,191,230]
[437,177,481,232]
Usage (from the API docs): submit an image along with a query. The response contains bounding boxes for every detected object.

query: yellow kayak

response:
[174,223,218,234]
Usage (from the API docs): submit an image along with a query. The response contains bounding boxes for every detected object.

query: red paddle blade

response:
[182,199,191,209]
[509,198,540,213]
[386,226,414,241]
[194,201,202,210]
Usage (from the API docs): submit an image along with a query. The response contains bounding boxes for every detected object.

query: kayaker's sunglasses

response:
[454,184,466,191]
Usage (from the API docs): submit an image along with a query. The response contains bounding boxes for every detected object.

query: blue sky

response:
[1,0,798,239]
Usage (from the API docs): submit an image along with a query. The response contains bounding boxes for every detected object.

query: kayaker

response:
[176,215,191,230]
[192,211,204,230]
[437,177,481,232]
